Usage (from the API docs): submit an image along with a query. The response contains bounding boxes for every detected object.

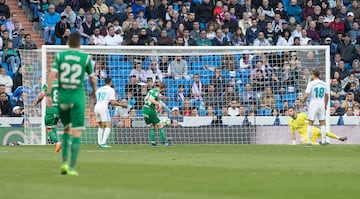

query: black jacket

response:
[156,4,167,20]
[55,21,71,38]
[105,12,122,24]
[212,37,229,46]
[18,42,37,50]
[196,2,214,23]
[146,28,161,39]
[223,19,238,33]
[336,41,357,63]
[183,37,196,46]
[0,99,12,116]
[0,1,10,19]
[12,73,22,92]
[81,21,96,37]
[55,3,66,14]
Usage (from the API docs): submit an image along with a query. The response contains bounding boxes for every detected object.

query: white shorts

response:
[307,103,325,121]
[94,106,111,122]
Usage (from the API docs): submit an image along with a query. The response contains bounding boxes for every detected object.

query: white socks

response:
[307,126,312,144]
[102,128,111,145]
[320,126,326,144]
[97,128,104,145]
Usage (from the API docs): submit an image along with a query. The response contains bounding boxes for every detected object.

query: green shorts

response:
[45,107,59,128]
[142,108,160,125]
[59,100,86,129]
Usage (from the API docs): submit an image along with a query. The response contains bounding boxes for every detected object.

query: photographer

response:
[12,91,25,117]
[0,91,11,116]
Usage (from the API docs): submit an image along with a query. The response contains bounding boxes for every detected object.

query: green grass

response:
[1,145,360,199]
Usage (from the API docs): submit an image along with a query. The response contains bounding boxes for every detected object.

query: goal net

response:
[20,45,330,145]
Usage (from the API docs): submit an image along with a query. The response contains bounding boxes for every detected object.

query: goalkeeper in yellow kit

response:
[288,108,347,145]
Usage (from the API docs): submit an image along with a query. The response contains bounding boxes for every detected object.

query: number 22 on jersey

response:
[60,63,82,84]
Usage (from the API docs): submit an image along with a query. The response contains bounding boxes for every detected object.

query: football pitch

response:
[0,144,359,199]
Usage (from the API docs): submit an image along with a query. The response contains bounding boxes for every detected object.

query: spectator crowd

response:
[0,0,38,117]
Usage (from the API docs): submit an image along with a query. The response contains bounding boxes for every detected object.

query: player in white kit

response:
[94,77,128,148]
[302,70,329,145]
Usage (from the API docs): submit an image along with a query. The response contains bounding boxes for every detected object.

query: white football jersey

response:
[305,79,328,105]
[95,85,116,108]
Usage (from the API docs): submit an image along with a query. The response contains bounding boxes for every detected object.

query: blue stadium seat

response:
[217,109,222,116]
[207,61,221,68]
[108,55,125,61]
[112,77,122,85]
[201,77,210,84]
[238,84,245,91]
[222,71,230,79]
[81,38,88,45]
[201,55,213,61]
[191,62,204,70]
[143,61,151,69]
[275,95,282,109]
[55,38,61,45]
[174,79,189,87]
[0,20,7,25]
[195,101,203,109]
[288,100,295,107]
[136,110,143,117]
[264,109,272,116]
[235,70,241,78]
[166,86,178,98]
[282,93,297,101]
[257,109,264,116]
[115,85,126,98]
[198,70,212,78]
[345,63,352,70]
[240,69,251,79]
[199,109,207,116]
[109,109,115,117]
[109,70,120,77]
[214,55,221,62]
[85,79,91,91]
[6,71,13,78]
[234,54,242,63]
[1,63,9,71]
[166,101,179,109]
[120,70,132,78]
[239,77,250,84]
[275,95,281,101]
[108,61,132,72]
[163,78,173,86]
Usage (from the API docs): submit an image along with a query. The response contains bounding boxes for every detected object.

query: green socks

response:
[48,129,59,143]
[150,128,166,144]
[62,133,71,163]
[159,128,166,144]
[62,133,81,170]
[149,129,155,143]
[70,137,81,170]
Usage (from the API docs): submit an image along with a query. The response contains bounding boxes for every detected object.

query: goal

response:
[20,45,330,145]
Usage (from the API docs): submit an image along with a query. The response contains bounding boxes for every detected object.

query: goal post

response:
[20,45,330,145]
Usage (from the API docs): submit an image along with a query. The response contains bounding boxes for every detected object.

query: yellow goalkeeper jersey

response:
[288,113,311,136]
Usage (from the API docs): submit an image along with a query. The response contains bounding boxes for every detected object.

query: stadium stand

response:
[4,0,360,121]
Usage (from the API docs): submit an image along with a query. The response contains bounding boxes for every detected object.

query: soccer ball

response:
[163,118,171,127]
